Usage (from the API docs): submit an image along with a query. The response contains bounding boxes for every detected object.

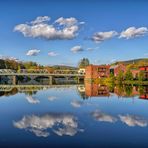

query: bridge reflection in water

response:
[0,81,147,100]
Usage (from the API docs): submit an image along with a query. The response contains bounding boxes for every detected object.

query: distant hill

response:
[0,58,78,70]
[113,58,148,65]
[51,65,77,70]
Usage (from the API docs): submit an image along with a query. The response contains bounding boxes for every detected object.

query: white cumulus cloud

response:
[31,16,50,24]
[55,17,77,26]
[26,49,40,56]
[14,16,82,40]
[119,27,148,39]
[48,51,58,56]
[71,45,83,53]
[0,55,19,62]
[92,31,118,43]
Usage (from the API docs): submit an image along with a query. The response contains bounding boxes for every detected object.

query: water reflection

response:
[91,110,148,127]
[119,114,148,127]
[0,81,148,147]
[91,110,117,123]
[48,96,57,101]
[0,82,147,100]
[13,113,84,137]
[26,95,40,104]
[84,82,148,99]
[71,100,84,108]
[82,82,148,99]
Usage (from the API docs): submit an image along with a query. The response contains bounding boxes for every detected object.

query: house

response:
[78,68,85,75]
[128,66,148,80]
[85,64,110,79]
[139,66,148,71]
[110,64,126,76]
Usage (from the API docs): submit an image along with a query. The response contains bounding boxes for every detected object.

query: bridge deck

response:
[0,73,84,76]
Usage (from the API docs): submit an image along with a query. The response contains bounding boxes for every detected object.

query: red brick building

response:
[139,66,148,71]
[85,65,110,79]
[109,64,126,77]
[85,64,148,80]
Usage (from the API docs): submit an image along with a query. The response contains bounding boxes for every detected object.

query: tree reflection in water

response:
[0,82,147,100]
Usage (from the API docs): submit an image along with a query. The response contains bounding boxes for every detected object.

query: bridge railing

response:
[0,69,16,73]
[0,69,84,75]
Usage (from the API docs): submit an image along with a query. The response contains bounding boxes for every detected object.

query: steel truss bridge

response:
[0,69,84,76]
[0,69,84,85]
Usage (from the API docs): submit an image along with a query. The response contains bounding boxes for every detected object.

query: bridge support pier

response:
[49,76,53,85]
[12,75,16,85]
[66,77,69,81]
[77,77,80,84]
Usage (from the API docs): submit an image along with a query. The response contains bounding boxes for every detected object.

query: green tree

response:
[110,73,115,82]
[23,61,38,69]
[78,58,90,68]
[125,70,133,80]
[124,85,133,96]
[17,65,21,73]
[0,59,6,69]
[117,70,124,84]
[138,71,145,81]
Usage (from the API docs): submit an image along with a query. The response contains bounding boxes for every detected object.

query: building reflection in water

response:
[85,83,110,97]
[77,82,148,100]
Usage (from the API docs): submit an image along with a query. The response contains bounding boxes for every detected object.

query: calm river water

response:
[0,83,148,148]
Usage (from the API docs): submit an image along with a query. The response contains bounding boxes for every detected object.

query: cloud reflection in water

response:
[91,110,117,123]
[119,114,148,127]
[13,113,83,137]
[26,96,40,104]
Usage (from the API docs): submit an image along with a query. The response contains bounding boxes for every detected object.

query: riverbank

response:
[122,80,148,85]
[85,78,148,86]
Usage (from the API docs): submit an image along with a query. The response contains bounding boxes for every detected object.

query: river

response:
[0,82,148,147]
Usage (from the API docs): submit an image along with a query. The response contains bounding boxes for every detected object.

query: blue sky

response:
[0,0,148,66]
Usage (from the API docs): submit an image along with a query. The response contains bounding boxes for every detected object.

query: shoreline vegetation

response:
[85,78,148,86]
[0,57,147,86]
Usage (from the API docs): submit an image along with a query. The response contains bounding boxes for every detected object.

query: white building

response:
[78,68,86,75]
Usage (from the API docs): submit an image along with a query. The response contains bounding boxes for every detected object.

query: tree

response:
[0,59,6,69]
[17,65,21,73]
[124,85,133,96]
[110,73,115,82]
[125,70,133,80]
[138,71,145,81]
[23,61,38,69]
[78,58,90,68]
[116,70,124,84]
